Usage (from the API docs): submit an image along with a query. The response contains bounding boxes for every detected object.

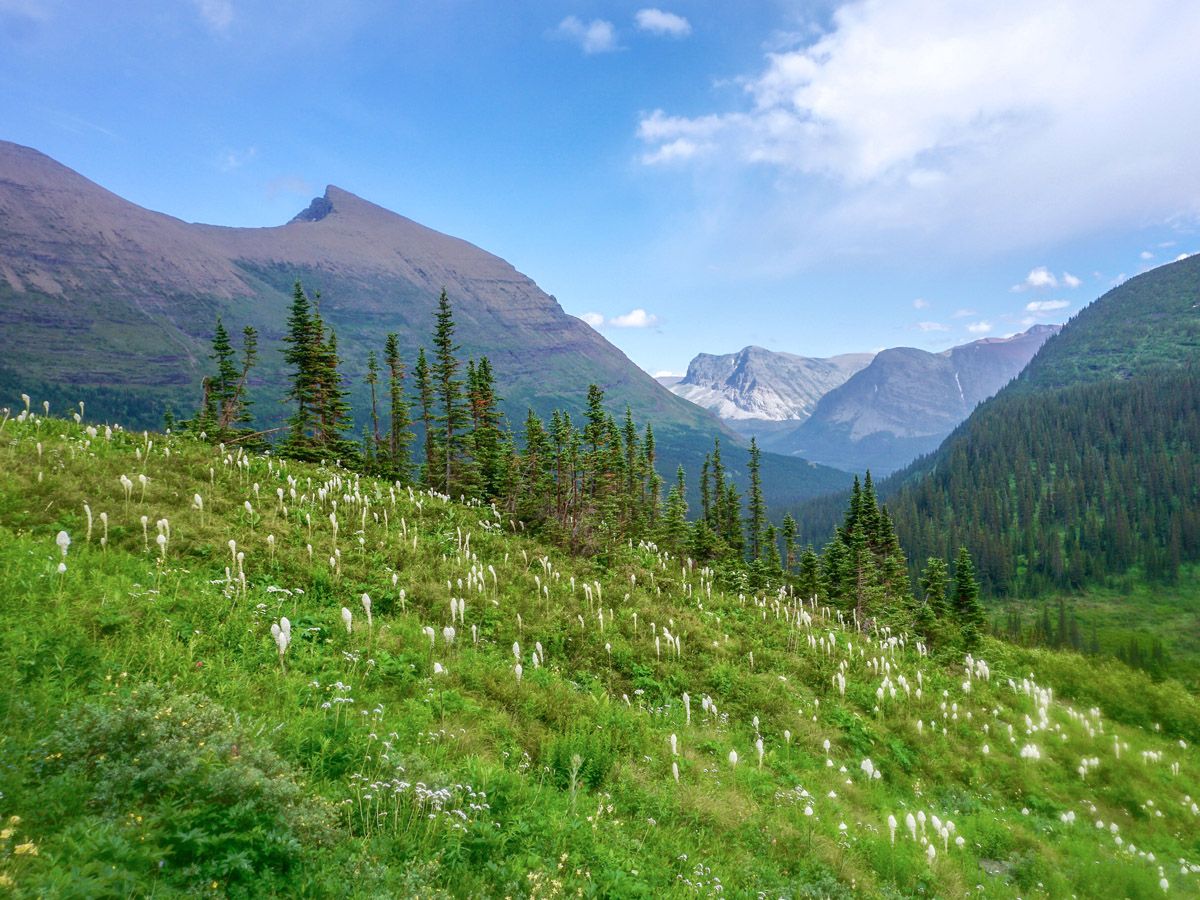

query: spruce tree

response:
[413,347,436,487]
[468,356,504,499]
[383,333,413,483]
[952,546,985,648]
[781,514,798,573]
[365,349,381,466]
[431,290,470,493]
[281,281,322,459]
[745,437,766,561]
[798,546,822,602]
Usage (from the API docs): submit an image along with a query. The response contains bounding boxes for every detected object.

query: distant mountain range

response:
[0,140,851,505]
[661,326,1058,475]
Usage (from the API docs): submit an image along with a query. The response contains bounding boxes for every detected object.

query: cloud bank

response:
[636,1,1200,265]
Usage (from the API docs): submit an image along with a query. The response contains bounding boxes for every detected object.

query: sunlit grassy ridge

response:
[1,408,1199,897]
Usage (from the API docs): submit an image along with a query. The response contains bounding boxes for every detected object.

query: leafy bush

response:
[32,685,334,895]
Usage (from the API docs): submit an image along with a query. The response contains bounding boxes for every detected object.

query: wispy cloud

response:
[916,321,948,332]
[554,16,618,54]
[966,320,993,334]
[1025,299,1069,312]
[635,8,691,38]
[951,308,976,319]
[653,369,684,378]
[265,175,313,199]
[217,146,257,172]
[580,312,605,328]
[912,298,929,309]
[1062,272,1081,288]
[193,0,233,32]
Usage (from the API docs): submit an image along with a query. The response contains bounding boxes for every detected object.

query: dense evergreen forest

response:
[886,368,1200,595]
[795,367,1200,599]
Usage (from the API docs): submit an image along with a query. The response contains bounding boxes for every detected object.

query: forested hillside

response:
[794,255,1200,600]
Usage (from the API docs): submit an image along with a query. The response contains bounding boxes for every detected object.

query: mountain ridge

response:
[0,139,852,505]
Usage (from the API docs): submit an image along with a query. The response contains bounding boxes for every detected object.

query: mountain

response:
[667,328,1056,477]
[773,325,1059,474]
[0,140,850,503]
[801,255,1200,596]
[663,346,873,422]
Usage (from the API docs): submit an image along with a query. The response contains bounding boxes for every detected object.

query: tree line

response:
[184,281,984,649]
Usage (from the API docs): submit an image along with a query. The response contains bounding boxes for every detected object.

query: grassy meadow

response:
[1,407,1198,897]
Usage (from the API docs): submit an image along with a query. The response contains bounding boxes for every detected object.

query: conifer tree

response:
[468,356,504,499]
[798,546,822,602]
[781,513,798,573]
[313,325,357,462]
[643,424,659,525]
[919,557,949,618]
[413,347,436,487]
[281,281,322,459]
[383,333,413,483]
[661,465,690,554]
[365,349,381,466]
[745,437,766,561]
[210,318,239,424]
[952,546,984,647]
[431,289,470,493]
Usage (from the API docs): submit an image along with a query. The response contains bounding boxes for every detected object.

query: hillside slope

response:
[856,255,1200,595]
[1,411,1198,896]
[0,140,849,505]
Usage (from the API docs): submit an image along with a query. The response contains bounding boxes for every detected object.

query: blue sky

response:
[3,1,1198,376]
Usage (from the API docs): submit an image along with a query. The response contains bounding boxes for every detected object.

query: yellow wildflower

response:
[14,841,38,856]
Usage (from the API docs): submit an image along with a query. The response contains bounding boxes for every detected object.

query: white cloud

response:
[635,1,1200,265]
[1062,272,1082,288]
[916,321,948,332]
[1025,299,1069,312]
[610,308,659,328]
[580,312,605,328]
[912,297,929,309]
[193,0,233,31]
[641,138,699,165]
[1177,252,1195,261]
[951,308,975,319]
[1014,266,1058,291]
[966,320,993,334]
[1140,250,1154,260]
[635,8,691,37]
[555,16,617,54]
[653,369,684,378]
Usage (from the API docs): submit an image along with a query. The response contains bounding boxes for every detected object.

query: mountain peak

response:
[290,193,335,223]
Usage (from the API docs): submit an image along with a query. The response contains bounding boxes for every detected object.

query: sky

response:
[3,0,1199,377]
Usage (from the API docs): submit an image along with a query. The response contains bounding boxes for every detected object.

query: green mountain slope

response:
[1,411,1198,897]
[795,255,1200,597]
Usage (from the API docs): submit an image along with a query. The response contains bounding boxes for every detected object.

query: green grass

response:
[992,573,1200,689]
[1,410,1199,897]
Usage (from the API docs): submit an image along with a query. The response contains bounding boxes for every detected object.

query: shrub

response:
[32,684,335,895]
